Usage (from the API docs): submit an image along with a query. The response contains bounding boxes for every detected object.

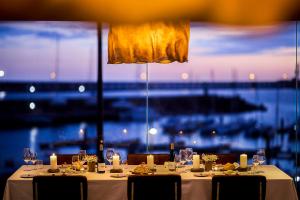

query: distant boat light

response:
[140,72,147,80]
[0,70,5,77]
[248,73,256,80]
[0,91,6,100]
[50,72,57,80]
[78,85,85,93]
[149,128,158,135]
[282,73,288,80]
[29,102,36,110]
[181,72,189,80]
[29,85,36,93]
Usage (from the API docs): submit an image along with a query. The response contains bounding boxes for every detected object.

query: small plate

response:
[20,174,36,178]
[224,170,238,175]
[194,172,210,177]
[110,173,127,178]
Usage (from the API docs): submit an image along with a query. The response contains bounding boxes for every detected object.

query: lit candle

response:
[240,154,248,168]
[193,155,200,169]
[147,155,154,169]
[50,153,57,170]
[112,155,120,169]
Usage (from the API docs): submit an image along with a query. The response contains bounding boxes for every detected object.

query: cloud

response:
[189,22,296,56]
[0,21,97,40]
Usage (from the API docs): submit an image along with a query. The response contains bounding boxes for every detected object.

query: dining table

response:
[3,165,298,200]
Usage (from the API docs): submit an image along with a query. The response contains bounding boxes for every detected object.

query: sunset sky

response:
[0,21,298,82]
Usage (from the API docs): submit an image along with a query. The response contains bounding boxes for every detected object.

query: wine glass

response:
[78,150,87,171]
[252,155,259,173]
[72,155,79,170]
[79,150,87,164]
[185,148,193,164]
[179,149,187,165]
[174,154,181,167]
[31,152,37,170]
[115,152,121,163]
[257,149,266,165]
[23,148,32,171]
[106,148,115,165]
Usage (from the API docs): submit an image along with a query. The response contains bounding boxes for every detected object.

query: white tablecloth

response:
[3,165,298,200]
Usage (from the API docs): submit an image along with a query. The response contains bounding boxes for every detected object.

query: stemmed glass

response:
[185,148,193,164]
[23,148,32,171]
[31,152,37,170]
[179,149,187,165]
[79,150,87,164]
[79,150,87,171]
[174,154,181,168]
[257,149,266,165]
[252,155,259,173]
[106,148,115,165]
[72,155,79,170]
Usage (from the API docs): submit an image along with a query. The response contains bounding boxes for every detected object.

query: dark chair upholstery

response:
[212,175,266,200]
[128,175,181,200]
[215,154,238,164]
[33,176,87,200]
[57,154,74,165]
[127,154,170,165]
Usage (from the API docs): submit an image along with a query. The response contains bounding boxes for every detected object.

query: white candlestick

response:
[112,155,120,169]
[50,153,57,170]
[240,154,248,168]
[193,155,200,169]
[147,155,154,169]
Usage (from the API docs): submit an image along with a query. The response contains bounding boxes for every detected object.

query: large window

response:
[0,22,98,175]
[0,21,299,186]
[103,22,299,179]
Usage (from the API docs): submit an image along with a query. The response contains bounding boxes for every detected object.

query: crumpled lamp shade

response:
[108,21,190,64]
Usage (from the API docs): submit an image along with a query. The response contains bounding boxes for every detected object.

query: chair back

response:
[57,154,74,165]
[212,175,266,200]
[128,175,181,200]
[215,154,238,164]
[127,154,169,165]
[33,176,87,200]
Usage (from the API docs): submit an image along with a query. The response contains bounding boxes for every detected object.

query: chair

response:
[212,175,266,200]
[57,154,74,165]
[33,176,87,200]
[127,154,170,165]
[215,154,238,164]
[128,175,181,200]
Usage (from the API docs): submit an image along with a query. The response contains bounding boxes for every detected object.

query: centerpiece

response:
[85,155,98,172]
[202,154,218,171]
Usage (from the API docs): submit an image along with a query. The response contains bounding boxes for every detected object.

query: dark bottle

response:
[97,140,105,173]
[169,143,175,162]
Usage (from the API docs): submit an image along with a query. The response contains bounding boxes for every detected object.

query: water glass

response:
[79,150,87,165]
[31,152,37,170]
[174,154,181,167]
[252,155,259,172]
[72,155,80,170]
[36,160,43,170]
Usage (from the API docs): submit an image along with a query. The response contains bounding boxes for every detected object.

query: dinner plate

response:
[110,173,127,178]
[20,174,36,178]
